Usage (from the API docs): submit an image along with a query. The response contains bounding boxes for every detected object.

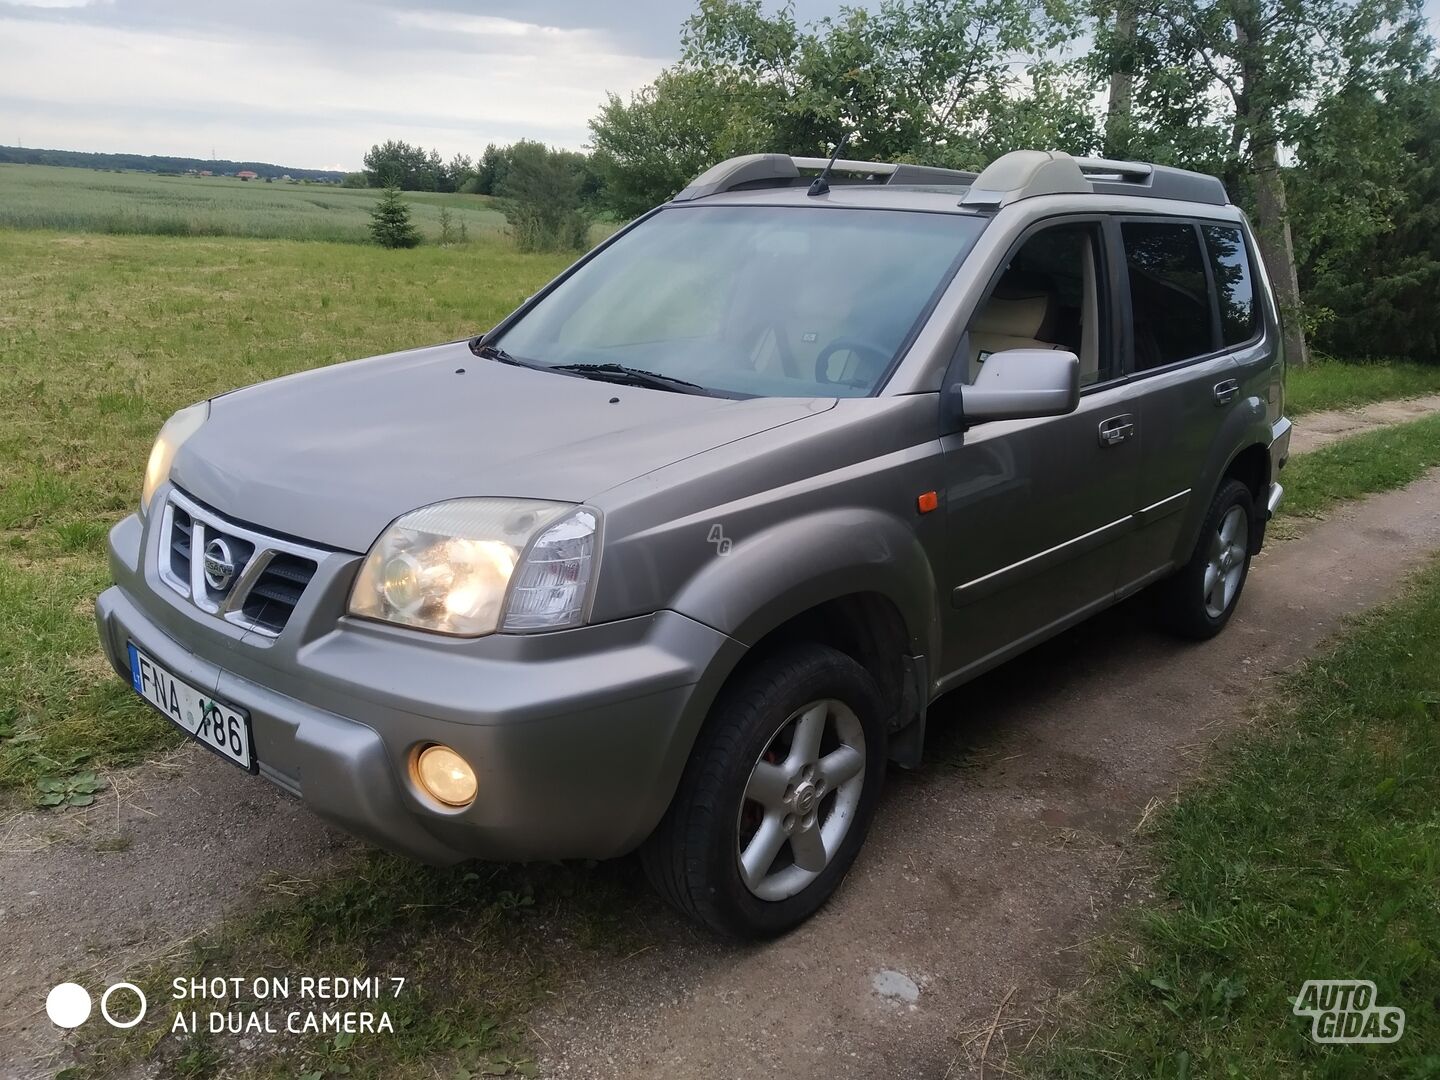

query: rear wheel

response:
[1154,478,1255,639]
[641,642,887,938]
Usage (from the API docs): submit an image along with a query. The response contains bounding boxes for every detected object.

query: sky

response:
[3,0,1439,173]
[0,0,846,171]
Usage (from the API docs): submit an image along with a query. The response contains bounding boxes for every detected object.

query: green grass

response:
[0,164,508,243]
[1278,411,1440,520]
[1288,357,1440,416]
[0,228,573,797]
[1031,557,1440,1078]
[73,853,651,1079]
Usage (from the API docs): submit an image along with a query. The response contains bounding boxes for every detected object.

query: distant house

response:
[236,170,258,181]
[198,170,213,177]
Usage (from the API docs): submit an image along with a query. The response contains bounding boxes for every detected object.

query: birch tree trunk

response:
[1105,0,1136,157]
[1236,15,1309,366]
[1251,140,1310,366]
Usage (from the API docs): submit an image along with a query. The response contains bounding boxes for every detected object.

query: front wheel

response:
[1154,478,1255,639]
[640,642,887,938]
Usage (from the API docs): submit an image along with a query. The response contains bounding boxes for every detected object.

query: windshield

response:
[492,205,986,398]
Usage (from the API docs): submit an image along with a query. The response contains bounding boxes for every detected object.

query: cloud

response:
[0,0,867,169]
[0,1,670,168]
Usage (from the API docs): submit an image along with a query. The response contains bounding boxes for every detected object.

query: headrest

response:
[973,292,1050,338]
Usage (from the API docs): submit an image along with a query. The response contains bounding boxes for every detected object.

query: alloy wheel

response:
[1203,504,1248,619]
[736,698,867,902]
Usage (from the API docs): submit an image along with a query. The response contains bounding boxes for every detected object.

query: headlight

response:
[348,498,600,637]
[141,401,209,516]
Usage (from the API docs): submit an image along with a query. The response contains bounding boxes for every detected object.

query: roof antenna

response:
[807,134,850,197]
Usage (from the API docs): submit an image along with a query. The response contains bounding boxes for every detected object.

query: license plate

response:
[127,642,255,771]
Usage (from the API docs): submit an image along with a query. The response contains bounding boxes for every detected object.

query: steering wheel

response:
[814,338,892,388]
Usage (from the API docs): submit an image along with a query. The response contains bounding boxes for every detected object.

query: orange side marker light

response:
[916,490,939,514]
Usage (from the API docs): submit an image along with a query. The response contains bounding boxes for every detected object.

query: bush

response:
[368,186,420,249]
[497,142,590,253]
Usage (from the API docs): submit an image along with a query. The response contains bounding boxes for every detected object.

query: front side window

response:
[965,222,1111,387]
[495,205,986,398]
[1202,224,1258,346]
[1123,222,1214,370]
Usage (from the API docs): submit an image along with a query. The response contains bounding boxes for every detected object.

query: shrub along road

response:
[2,449,1439,1078]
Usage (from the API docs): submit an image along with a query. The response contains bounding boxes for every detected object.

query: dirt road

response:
[1289,392,1440,455]
[3,465,1438,1079]
[529,472,1440,1079]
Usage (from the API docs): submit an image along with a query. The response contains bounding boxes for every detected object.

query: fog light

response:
[415,745,477,807]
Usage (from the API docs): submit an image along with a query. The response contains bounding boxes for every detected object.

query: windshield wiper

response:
[470,340,543,369]
[548,363,710,395]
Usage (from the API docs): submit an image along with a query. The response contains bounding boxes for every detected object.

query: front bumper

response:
[96,509,745,864]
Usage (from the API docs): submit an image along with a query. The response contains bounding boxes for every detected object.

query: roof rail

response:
[961,150,1227,208]
[671,153,976,201]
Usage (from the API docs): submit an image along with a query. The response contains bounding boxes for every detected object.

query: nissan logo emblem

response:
[203,538,236,592]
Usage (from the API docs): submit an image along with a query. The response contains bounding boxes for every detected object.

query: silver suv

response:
[97,149,1291,937]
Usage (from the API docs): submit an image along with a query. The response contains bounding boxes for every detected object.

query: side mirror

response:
[953,349,1080,422]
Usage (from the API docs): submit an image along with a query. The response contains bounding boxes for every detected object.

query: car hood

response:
[170,341,833,552]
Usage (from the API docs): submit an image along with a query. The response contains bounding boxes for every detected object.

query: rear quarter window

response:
[1202,224,1258,346]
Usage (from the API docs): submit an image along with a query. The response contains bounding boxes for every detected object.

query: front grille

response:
[169,506,194,583]
[157,489,327,638]
[240,553,317,635]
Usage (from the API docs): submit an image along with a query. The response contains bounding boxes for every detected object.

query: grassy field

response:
[0,164,509,243]
[0,228,572,796]
[1288,356,1440,415]
[1032,556,1440,1078]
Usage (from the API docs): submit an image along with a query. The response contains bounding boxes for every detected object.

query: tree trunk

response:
[1235,15,1308,367]
[1105,0,1136,158]
[1250,142,1308,366]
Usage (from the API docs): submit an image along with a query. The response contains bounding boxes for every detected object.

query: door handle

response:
[1098,414,1135,447]
[1214,379,1240,406]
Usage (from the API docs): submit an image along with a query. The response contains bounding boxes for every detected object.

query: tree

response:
[1095,0,1432,365]
[498,142,590,252]
[475,143,510,196]
[369,186,421,248]
[1290,70,1440,360]
[446,153,475,193]
[588,0,1092,214]
[591,68,776,217]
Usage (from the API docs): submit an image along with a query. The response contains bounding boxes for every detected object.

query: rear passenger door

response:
[1115,218,1243,592]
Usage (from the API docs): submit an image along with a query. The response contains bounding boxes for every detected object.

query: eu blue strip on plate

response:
[127,642,143,694]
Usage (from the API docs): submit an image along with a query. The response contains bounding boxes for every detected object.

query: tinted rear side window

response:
[1122,222,1214,370]
[1202,224,1258,345]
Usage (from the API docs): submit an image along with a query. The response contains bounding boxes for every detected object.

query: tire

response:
[1154,478,1256,640]
[640,642,888,939]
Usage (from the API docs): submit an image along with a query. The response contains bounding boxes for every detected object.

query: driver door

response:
[937,217,1141,683]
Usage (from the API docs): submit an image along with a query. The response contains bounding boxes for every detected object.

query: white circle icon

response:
[46,983,92,1028]
[100,983,147,1029]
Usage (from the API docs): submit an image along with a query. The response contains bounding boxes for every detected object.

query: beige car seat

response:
[968,292,1059,382]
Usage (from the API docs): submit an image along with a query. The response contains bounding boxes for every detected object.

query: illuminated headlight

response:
[348,498,599,637]
[141,401,209,516]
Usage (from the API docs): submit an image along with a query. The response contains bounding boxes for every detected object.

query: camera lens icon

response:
[46,982,147,1029]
